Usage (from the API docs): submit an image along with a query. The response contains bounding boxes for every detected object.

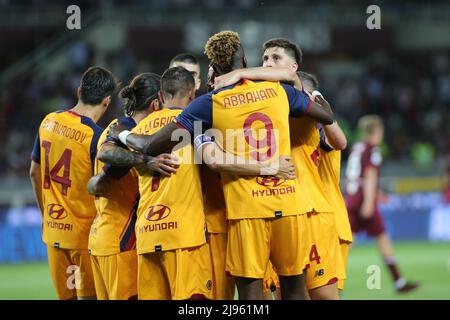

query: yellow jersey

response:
[175,80,313,220]
[88,117,140,256]
[319,145,353,242]
[289,118,333,214]
[200,166,227,234]
[31,110,102,249]
[132,108,207,254]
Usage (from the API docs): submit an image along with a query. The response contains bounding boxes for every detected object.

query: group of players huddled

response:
[29,30,419,300]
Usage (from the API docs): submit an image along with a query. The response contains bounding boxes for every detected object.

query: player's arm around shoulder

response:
[282,83,334,124]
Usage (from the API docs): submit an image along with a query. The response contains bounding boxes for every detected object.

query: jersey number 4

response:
[42,140,72,196]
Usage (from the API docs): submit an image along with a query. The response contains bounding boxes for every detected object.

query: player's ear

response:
[158,90,165,105]
[102,96,111,107]
[77,87,81,99]
[292,63,299,72]
[188,88,195,102]
[150,98,160,112]
[195,78,201,91]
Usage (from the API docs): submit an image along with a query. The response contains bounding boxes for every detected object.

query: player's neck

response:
[132,111,150,124]
[163,98,191,110]
[365,137,379,146]
[71,101,104,123]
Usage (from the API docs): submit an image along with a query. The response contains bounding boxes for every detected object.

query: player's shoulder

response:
[116,116,137,129]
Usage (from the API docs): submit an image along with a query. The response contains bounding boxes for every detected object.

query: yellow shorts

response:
[208,233,235,300]
[226,215,309,279]
[90,250,137,300]
[46,245,96,299]
[263,260,280,294]
[305,212,343,290]
[138,243,214,300]
[338,240,351,290]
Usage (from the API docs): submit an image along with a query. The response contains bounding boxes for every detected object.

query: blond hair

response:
[204,31,240,71]
[358,115,383,135]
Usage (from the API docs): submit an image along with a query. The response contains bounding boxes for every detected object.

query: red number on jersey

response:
[310,148,320,167]
[243,112,277,161]
[151,173,161,191]
[42,140,72,196]
[309,244,321,264]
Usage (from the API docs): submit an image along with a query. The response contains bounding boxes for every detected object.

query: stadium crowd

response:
[1,43,449,179]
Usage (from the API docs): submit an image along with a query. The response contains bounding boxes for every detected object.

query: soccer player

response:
[87,73,176,300]
[346,115,420,293]
[196,67,296,300]
[298,72,352,292]
[108,31,334,300]
[29,66,117,300]
[169,53,201,92]
[132,67,213,300]
[212,39,343,300]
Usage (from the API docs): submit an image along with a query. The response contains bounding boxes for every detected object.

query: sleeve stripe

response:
[174,120,188,130]
[305,98,313,114]
[30,155,40,164]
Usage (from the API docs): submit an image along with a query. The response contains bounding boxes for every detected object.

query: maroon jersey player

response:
[346,115,419,294]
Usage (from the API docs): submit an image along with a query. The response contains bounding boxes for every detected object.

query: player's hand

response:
[146,153,180,177]
[107,122,128,142]
[360,202,374,219]
[274,156,296,180]
[214,70,242,90]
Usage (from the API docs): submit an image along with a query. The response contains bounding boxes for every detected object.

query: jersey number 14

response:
[42,140,73,196]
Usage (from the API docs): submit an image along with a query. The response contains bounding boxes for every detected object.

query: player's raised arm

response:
[282,83,334,124]
[194,134,296,179]
[321,120,347,151]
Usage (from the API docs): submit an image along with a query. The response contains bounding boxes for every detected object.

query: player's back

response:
[88,117,140,256]
[132,108,206,254]
[211,80,302,220]
[200,166,227,234]
[345,140,383,209]
[32,110,102,249]
[319,148,353,242]
[289,119,332,214]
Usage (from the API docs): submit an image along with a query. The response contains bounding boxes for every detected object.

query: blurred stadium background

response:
[0,0,449,299]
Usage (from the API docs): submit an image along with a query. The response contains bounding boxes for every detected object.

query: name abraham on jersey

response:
[41,118,88,143]
[223,88,278,108]
[252,177,295,197]
[138,205,178,234]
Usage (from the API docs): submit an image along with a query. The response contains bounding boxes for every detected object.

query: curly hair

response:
[204,30,241,71]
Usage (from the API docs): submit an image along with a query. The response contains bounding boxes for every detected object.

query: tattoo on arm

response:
[99,145,146,166]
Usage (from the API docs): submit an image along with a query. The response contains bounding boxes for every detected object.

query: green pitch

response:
[0,241,448,300]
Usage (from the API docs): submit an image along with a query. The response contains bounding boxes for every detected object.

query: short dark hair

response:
[79,66,117,105]
[119,73,161,116]
[262,38,303,67]
[298,71,319,91]
[170,53,199,66]
[161,67,195,100]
